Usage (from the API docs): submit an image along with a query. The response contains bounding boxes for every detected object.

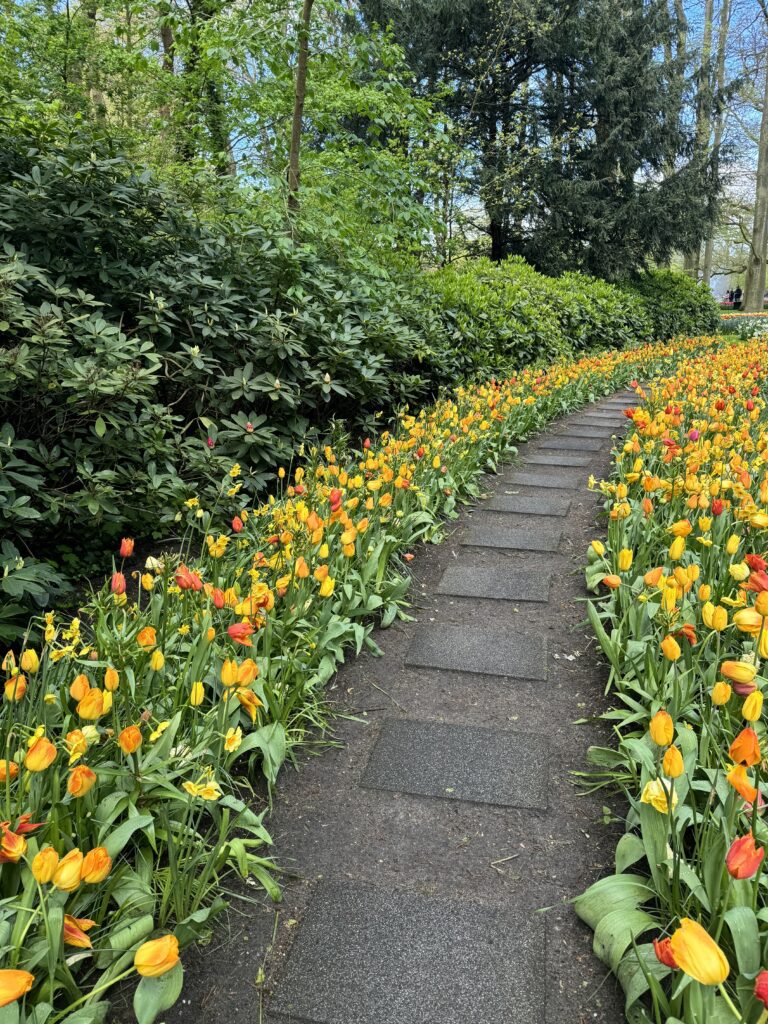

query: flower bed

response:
[579,338,768,1022]
[0,337,730,1022]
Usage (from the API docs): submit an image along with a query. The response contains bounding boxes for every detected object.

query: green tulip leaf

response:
[133,962,184,1024]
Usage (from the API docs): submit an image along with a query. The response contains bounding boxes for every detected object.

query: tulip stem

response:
[717,983,745,1022]
[51,966,135,1022]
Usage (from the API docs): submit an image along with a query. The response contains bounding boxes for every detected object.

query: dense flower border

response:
[579,337,768,1023]
[0,336,732,1022]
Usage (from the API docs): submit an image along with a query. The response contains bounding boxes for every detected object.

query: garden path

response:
[170,391,635,1024]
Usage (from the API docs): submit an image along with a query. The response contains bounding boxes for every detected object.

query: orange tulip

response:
[24,736,56,772]
[81,846,112,884]
[118,725,142,755]
[77,688,105,719]
[726,834,764,879]
[104,666,120,692]
[0,760,19,783]
[0,825,27,863]
[649,710,674,747]
[601,574,621,589]
[69,673,90,701]
[0,969,34,1008]
[136,626,157,649]
[119,537,135,558]
[730,727,761,767]
[68,765,97,798]
[727,764,758,804]
[660,635,681,661]
[63,914,96,948]
[134,934,180,977]
[668,919,729,985]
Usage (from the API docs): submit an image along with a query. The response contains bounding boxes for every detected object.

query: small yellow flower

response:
[224,727,242,753]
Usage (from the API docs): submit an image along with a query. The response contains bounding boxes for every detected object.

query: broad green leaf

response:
[134,961,184,1024]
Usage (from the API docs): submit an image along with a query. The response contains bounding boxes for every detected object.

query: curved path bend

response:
[171,392,634,1024]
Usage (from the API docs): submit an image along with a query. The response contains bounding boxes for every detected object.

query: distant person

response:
[734,286,742,310]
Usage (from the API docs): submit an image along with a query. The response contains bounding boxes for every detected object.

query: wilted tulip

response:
[0,969,34,1008]
[668,919,729,985]
[134,934,180,977]
[236,687,262,723]
[136,626,157,649]
[727,764,758,804]
[63,915,96,948]
[228,622,254,646]
[31,846,59,883]
[726,834,764,879]
[81,846,112,884]
[0,825,27,863]
[653,937,677,969]
[640,778,678,814]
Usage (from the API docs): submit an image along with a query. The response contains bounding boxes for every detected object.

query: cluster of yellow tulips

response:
[580,336,768,1023]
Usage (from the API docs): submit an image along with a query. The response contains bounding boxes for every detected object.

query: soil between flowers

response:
[116,396,631,1024]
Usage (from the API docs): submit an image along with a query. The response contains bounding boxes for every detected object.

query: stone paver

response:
[437,565,550,601]
[406,622,546,678]
[462,522,562,551]
[523,453,592,468]
[507,470,583,489]
[269,882,546,1024]
[554,426,615,439]
[539,436,603,451]
[486,493,570,516]
[361,718,548,808]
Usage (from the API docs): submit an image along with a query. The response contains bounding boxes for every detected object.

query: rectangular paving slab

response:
[361,718,549,809]
[406,622,546,679]
[523,453,592,468]
[269,881,546,1024]
[508,469,584,488]
[437,564,550,601]
[462,522,562,551]
[486,493,570,516]
[554,426,615,439]
[539,436,604,451]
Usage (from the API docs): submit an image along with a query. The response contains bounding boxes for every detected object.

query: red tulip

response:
[746,554,768,572]
[110,572,126,595]
[228,622,254,647]
[232,516,244,533]
[653,937,677,969]
[726,834,764,879]
[755,970,768,1009]
[711,499,724,516]
[175,565,202,591]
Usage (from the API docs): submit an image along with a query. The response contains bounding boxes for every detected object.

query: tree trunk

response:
[683,0,714,278]
[701,0,731,286]
[744,62,768,311]
[287,0,315,214]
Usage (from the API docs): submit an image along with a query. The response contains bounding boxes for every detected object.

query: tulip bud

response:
[660,635,681,662]
[649,710,674,747]
[663,745,684,778]
[81,846,112,884]
[20,649,39,674]
[189,681,204,706]
[104,667,120,692]
[711,681,732,706]
[134,934,180,977]
[32,846,60,883]
[68,765,97,798]
[118,725,142,755]
[743,690,764,722]
[53,849,84,892]
[149,650,165,672]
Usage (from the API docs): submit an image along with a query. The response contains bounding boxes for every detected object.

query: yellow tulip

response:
[662,745,684,778]
[743,690,764,722]
[726,534,740,556]
[53,849,84,892]
[660,635,681,662]
[103,666,120,691]
[134,935,180,978]
[319,576,336,598]
[669,919,729,985]
[189,681,204,706]
[149,650,165,672]
[733,608,763,635]
[640,778,678,813]
[31,846,59,884]
[721,661,757,685]
[649,710,674,746]
[618,549,633,571]
[729,562,750,582]
[711,682,732,705]
[20,649,39,674]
